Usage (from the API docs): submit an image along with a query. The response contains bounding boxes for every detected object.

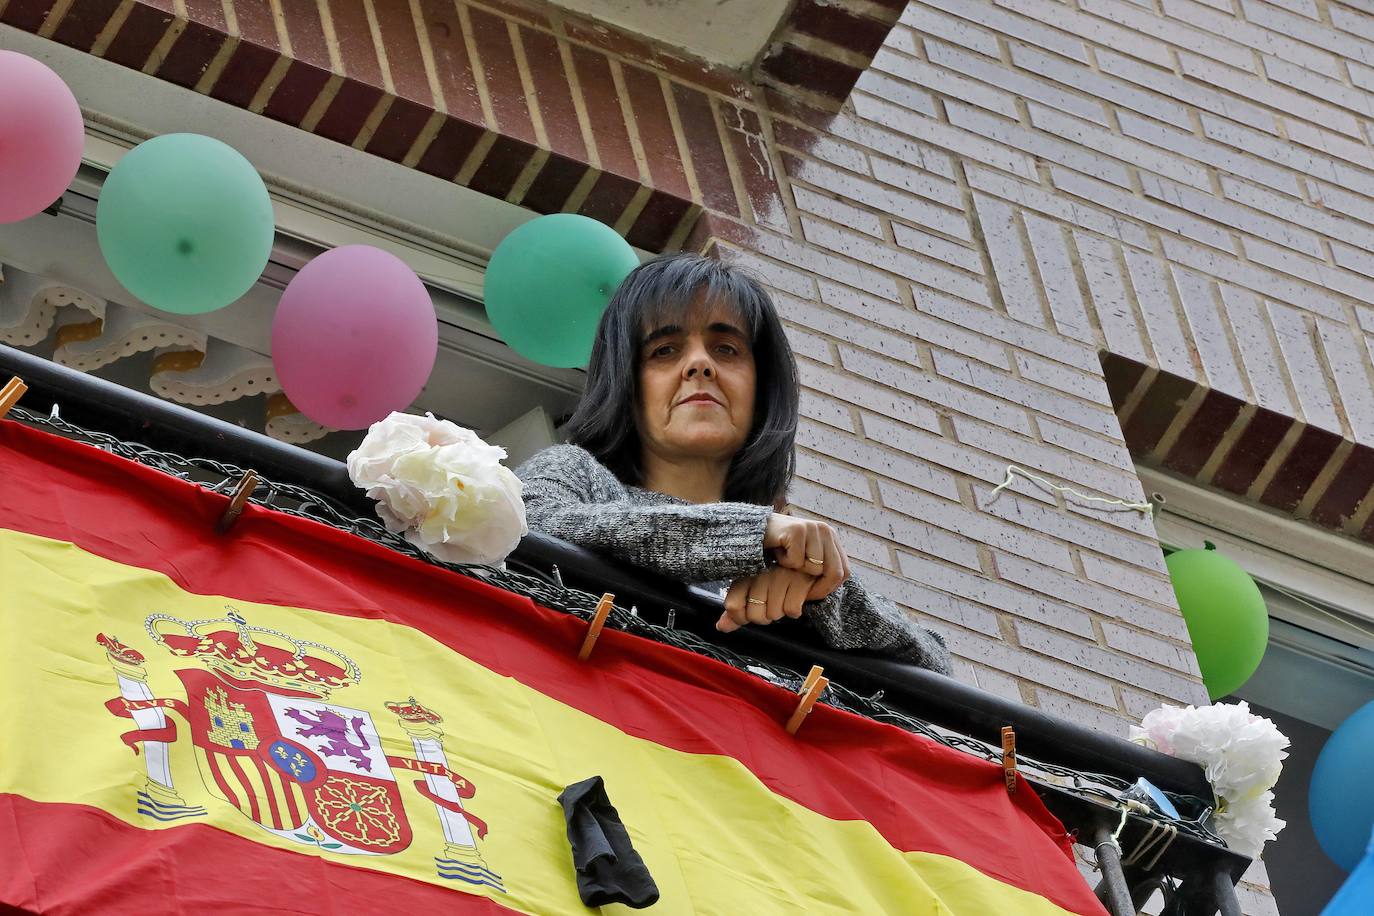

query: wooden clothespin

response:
[0,377,28,420]
[216,469,259,533]
[1001,725,1018,793]
[578,593,614,661]
[786,665,828,735]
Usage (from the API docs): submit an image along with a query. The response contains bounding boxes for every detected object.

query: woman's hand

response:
[763,513,850,601]
[718,567,818,632]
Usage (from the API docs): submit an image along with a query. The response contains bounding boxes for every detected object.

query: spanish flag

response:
[0,420,1105,914]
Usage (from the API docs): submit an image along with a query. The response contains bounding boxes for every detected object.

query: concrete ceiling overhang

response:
[549,0,794,70]
[550,0,907,103]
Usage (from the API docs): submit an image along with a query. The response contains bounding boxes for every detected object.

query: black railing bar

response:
[1090,821,1135,916]
[522,530,1217,802]
[0,343,371,516]
[530,531,1200,798]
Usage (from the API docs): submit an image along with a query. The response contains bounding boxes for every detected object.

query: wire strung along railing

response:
[9,399,1200,798]
[0,343,1251,915]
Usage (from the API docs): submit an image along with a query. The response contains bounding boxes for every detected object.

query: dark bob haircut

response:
[562,252,799,508]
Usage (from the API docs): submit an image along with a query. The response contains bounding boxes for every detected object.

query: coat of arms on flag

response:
[95,609,505,892]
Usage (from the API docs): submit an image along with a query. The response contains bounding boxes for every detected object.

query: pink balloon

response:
[0,51,85,224]
[272,246,438,430]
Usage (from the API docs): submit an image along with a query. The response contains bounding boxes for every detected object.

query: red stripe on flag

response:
[224,755,263,826]
[0,793,512,915]
[253,758,285,830]
[281,773,303,827]
[0,423,1104,915]
[205,753,244,815]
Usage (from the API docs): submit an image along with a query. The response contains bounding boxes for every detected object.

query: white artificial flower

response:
[347,412,527,566]
[1130,701,1289,858]
[1215,791,1287,859]
[1132,704,1189,756]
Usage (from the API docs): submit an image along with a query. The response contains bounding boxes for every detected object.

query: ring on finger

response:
[746,597,766,605]
[805,555,824,566]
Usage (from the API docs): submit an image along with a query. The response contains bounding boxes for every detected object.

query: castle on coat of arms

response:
[96,609,504,892]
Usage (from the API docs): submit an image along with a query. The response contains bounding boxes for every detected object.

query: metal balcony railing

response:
[0,342,1250,915]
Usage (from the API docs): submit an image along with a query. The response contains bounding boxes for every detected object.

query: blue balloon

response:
[1322,827,1374,914]
[1311,700,1374,872]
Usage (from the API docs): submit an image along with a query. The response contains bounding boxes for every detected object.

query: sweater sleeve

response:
[517,445,773,583]
[803,576,954,675]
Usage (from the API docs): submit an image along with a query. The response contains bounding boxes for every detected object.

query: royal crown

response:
[97,633,146,667]
[386,696,443,726]
[145,609,360,698]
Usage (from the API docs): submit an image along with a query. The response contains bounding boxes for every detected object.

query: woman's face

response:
[636,298,757,466]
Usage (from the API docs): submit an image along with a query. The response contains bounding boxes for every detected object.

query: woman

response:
[517,254,952,674]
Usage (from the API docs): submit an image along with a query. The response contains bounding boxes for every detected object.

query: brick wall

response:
[692,5,1374,911]
[698,0,1374,747]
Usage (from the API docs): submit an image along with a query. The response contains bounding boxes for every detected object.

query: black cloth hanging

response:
[558,776,660,909]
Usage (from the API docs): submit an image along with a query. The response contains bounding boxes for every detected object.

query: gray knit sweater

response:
[517,444,952,675]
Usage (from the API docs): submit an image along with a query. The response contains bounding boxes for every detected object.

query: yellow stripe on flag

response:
[0,528,1080,915]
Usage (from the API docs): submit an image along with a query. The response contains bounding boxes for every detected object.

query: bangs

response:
[631,263,766,349]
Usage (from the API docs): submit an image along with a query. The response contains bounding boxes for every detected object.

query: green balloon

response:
[1166,542,1269,700]
[97,133,273,314]
[484,213,639,368]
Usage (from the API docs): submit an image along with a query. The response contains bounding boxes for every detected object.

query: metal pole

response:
[1213,868,1244,916]
[1109,864,1164,912]
[1091,823,1136,916]
[1176,867,1245,916]
[1126,876,1165,912]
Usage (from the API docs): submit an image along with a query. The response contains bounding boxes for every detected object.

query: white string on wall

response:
[988,465,1154,516]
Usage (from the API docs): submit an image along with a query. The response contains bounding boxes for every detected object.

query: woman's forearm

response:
[522,474,772,582]
[805,576,953,675]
